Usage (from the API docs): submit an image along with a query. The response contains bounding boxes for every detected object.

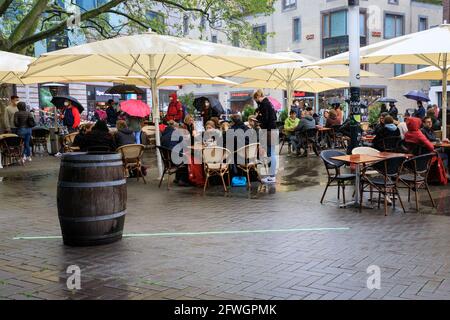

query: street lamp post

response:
[348,0,361,154]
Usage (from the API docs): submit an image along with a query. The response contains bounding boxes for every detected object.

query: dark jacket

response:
[256,97,277,130]
[14,111,34,129]
[295,115,316,133]
[115,128,136,147]
[161,126,183,150]
[372,123,400,151]
[106,106,118,126]
[414,106,426,119]
[74,130,116,152]
[388,105,399,120]
[325,116,341,128]
[421,127,437,142]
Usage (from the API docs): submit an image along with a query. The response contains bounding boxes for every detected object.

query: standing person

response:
[413,101,426,119]
[290,99,302,118]
[380,103,388,115]
[4,95,20,134]
[388,102,399,120]
[62,100,80,133]
[105,99,118,127]
[254,89,277,184]
[126,115,142,144]
[94,105,107,122]
[334,104,343,125]
[201,99,213,125]
[165,93,183,123]
[14,102,35,162]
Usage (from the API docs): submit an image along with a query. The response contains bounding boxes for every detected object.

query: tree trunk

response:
[0,84,12,132]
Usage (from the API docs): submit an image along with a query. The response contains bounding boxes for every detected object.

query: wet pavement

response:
[2,150,450,300]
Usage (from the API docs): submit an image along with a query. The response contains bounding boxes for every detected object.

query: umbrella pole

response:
[286,81,293,114]
[151,77,163,178]
[442,60,448,140]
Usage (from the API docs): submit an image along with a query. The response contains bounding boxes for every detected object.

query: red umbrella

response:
[268,96,282,111]
[120,99,150,118]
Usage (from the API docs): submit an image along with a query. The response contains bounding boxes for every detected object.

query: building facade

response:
[177,0,443,114]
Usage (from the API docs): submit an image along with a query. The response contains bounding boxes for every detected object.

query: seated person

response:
[73,120,116,152]
[404,117,434,155]
[373,112,388,136]
[115,120,136,147]
[203,120,222,147]
[161,120,183,150]
[397,113,410,140]
[372,115,400,151]
[230,114,248,131]
[284,110,300,153]
[325,109,341,128]
[73,123,94,147]
[294,107,317,155]
[426,109,441,131]
[421,116,438,142]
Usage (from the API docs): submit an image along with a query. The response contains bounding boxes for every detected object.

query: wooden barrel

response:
[57,152,127,246]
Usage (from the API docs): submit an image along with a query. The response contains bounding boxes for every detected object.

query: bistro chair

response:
[156,145,186,190]
[297,128,321,156]
[352,147,380,203]
[381,136,402,152]
[0,136,24,166]
[279,127,292,155]
[360,156,406,216]
[319,150,356,206]
[117,144,146,184]
[236,143,261,189]
[399,153,436,211]
[203,146,232,192]
[63,132,79,153]
[31,127,50,155]
[329,125,348,149]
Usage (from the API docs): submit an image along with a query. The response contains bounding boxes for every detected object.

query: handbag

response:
[231,176,247,187]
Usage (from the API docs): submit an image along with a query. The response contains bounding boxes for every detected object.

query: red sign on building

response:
[372,31,382,37]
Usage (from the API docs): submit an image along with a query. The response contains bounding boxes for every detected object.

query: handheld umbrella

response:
[51,96,84,113]
[404,90,430,102]
[120,99,151,118]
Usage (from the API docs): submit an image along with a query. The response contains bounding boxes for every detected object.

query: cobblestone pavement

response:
[1,150,450,300]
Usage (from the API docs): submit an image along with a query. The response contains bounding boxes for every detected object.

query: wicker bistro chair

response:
[156,145,186,190]
[381,136,402,152]
[203,146,232,192]
[117,144,146,184]
[398,153,436,211]
[31,127,50,155]
[235,143,261,189]
[0,136,24,166]
[63,132,79,153]
[319,150,356,206]
[360,156,407,216]
[279,127,291,155]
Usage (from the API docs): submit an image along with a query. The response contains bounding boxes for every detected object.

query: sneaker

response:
[27,157,32,162]
[267,176,276,184]
[54,152,62,158]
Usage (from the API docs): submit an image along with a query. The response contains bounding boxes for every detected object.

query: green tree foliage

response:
[0,0,275,54]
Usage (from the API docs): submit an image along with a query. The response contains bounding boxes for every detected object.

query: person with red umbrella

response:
[62,99,80,133]
[120,99,151,145]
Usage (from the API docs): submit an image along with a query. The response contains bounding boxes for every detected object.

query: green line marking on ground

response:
[13,227,350,240]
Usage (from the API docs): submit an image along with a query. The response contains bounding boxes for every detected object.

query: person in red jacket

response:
[404,117,434,154]
[165,93,183,123]
[62,100,80,133]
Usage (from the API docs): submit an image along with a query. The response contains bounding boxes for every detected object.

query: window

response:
[394,64,405,76]
[200,16,206,29]
[388,0,399,4]
[293,17,301,42]
[419,17,428,31]
[183,14,189,35]
[282,0,296,10]
[211,35,217,43]
[384,14,404,39]
[323,11,367,39]
[253,25,267,49]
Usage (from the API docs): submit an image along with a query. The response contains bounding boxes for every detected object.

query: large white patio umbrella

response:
[235,77,349,93]
[22,32,294,175]
[224,52,378,110]
[392,66,450,81]
[360,24,450,138]
[0,51,35,84]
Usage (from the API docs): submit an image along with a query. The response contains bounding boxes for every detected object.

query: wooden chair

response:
[63,132,79,153]
[236,143,261,189]
[156,145,186,190]
[117,144,146,184]
[399,153,436,211]
[203,146,232,192]
[0,136,24,166]
[296,128,321,156]
[32,128,50,155]
[361,156,407,216]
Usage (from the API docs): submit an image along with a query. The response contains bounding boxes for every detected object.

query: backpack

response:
[231,176,247,187]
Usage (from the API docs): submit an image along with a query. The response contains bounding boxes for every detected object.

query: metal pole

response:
[442,56,448,140]
[315,93,319,113]
[348,0,361,155]
[149,55,163,177]
[286,81,293,113]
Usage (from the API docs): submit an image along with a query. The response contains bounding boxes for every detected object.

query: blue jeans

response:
[17,127,32,157]
[134,131,141,144]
